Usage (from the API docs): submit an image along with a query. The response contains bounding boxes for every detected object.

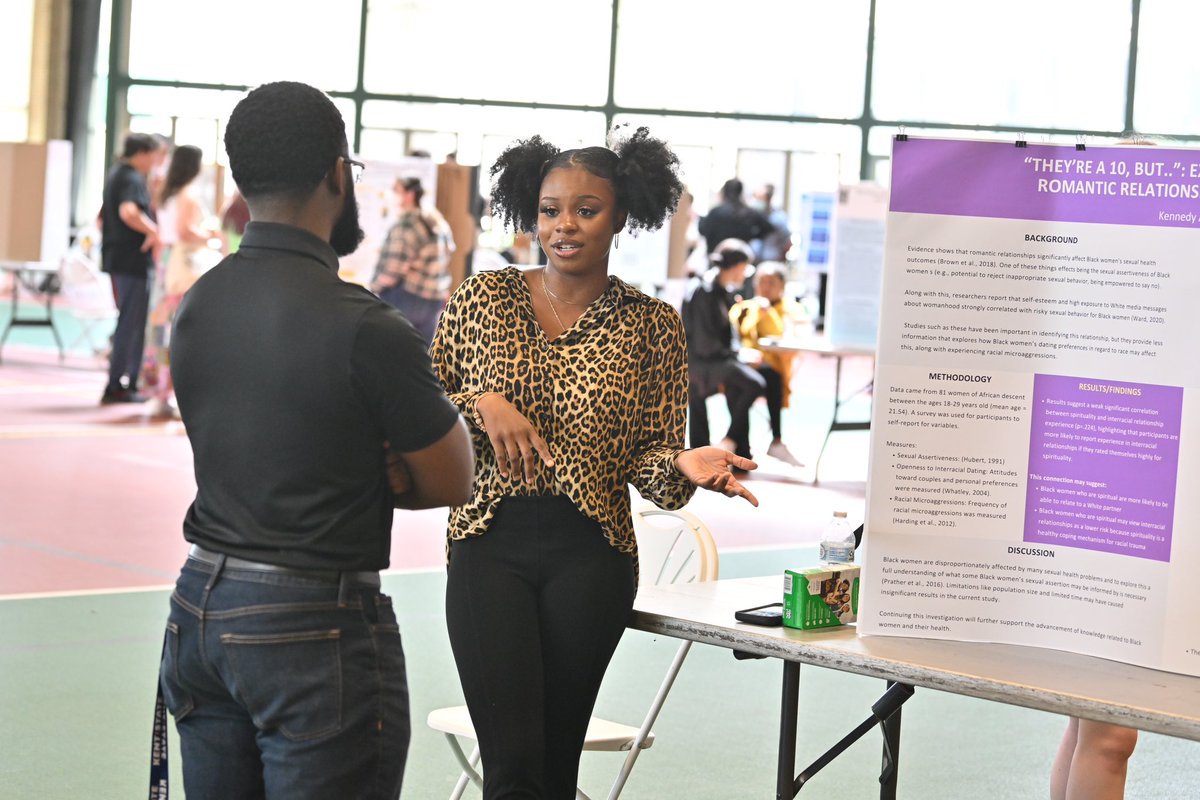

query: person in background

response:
[698,178,773,257]
[730,261,807,467]
[99,132,167,404]
[159,81,473,800]
[752,183,792,263]
[369,176,456,344]
[1051,718,1138,800]
[681,237,767,465]
[431,127,757,799]
[143,144,219,418]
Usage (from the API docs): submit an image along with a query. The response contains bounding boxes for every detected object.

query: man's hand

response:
[140,229,159,253]
[476,393,554,484]
[384,441,413,498]
[675,446,759,506]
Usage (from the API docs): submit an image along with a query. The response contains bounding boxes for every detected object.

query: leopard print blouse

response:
[430,266,696,559]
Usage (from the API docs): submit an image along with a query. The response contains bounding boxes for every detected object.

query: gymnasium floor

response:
[2,313,1198,798]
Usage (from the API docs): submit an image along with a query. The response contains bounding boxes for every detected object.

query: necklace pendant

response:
[541,270,568,333]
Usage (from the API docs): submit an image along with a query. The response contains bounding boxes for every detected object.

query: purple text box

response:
[891,138,1200,229]
[1024,374,1181,562]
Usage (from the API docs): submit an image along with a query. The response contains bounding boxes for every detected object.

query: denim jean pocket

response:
[159,621,194,721]
[222,628,343,742]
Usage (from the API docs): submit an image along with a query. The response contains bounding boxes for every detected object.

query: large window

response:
[872,0,1131,131]
[87,1,1197,231]
[364,0,612,105]
[1134,0,1200,134]
[128,0,360,89]
[614,0,870,118]
[0,0,35,141]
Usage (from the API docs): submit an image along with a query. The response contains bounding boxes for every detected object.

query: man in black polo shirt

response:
[158,81,473,800]
[99,132,166,403]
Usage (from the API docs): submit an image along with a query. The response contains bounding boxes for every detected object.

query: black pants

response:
[757,364,784,440]
[107,271,151,392]
[446,495,636,800]
[688,359,767,459]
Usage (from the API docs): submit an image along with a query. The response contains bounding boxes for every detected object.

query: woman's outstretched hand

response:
[675,446,759,506]
[476,393,555,484]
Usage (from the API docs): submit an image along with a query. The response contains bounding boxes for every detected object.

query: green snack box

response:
[783,565,861,629]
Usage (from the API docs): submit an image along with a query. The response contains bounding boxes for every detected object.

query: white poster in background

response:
[609,223,671,294]
[338,156,438,286]
[860,137,1200,678]
[827,182,888,350]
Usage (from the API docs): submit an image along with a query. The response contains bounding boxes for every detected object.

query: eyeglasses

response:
[343,156,365,185]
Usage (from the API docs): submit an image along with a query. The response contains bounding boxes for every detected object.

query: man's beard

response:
[330,184,365,256]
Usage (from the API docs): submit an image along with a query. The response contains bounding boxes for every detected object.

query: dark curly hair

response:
[489,126,683,234]
[224,81,347,199]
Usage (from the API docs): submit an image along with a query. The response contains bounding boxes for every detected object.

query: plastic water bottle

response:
[819,511,855,564]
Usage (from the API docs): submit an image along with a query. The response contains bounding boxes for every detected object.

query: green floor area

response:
[3,548,1198,799]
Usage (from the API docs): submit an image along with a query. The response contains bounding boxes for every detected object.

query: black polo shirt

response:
[100,162,155,275]
[171,222,461,570]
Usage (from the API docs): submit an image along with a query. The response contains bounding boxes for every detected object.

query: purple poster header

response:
[1024,374,1182,562]
[890,138,1200,229]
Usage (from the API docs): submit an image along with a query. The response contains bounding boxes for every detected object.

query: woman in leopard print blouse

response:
[430,127,758,799]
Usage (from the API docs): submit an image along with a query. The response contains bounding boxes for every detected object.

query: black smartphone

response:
[734,602,784,627]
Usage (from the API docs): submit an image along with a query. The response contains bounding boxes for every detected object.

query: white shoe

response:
[767,440,804,467]
[147,397,181,420]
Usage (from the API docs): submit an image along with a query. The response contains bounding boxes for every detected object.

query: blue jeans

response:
[107,271,151,392]
[160,559,409,799]
[378,284,444,346]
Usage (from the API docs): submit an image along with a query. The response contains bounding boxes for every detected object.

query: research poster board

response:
[860,136,1200,678]
[827,182,888,350]
[796,191,835,274]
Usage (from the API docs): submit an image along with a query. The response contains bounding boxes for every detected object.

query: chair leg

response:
[445,735,484,799]
[450,770,472,800]
[606,641,693,800]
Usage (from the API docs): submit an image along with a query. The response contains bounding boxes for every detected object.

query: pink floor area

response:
[0,343,870,596]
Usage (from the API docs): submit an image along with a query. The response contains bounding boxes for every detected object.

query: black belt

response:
[186,543,381,588]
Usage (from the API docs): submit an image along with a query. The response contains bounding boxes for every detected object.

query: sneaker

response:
[767,440,805,468]
[146,397,177,418]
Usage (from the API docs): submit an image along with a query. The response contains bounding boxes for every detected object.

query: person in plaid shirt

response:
[370,176,456,343]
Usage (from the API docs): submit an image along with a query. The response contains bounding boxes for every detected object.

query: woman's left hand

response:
[675,447,759,506]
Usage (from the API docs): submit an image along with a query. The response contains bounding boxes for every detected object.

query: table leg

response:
[0,269,64,361]
[879,681,903,800]
[777,661,800,799]
[813,354,874,485]
[0,277,18,362]
[812,355,844,485]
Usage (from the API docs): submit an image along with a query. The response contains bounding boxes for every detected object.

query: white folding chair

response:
[57,246,116,357]
[426,503,719,800]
